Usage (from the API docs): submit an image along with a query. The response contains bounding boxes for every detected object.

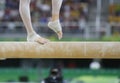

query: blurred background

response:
[0,0,120,41]
[0,0,120,83]
[0,59,120,82]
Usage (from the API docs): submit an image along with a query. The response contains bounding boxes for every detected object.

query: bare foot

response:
[27,34,49,44]
[57,31,63,40]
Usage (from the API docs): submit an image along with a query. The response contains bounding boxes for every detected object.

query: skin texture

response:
[19,0,63,44]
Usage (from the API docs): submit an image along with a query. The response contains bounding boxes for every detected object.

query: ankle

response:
[51,15,59,21]
[27,31,37,37]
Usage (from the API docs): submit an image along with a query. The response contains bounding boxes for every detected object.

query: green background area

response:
[71,76,119,83]
[0,68,119,82]
[1,35,120,41]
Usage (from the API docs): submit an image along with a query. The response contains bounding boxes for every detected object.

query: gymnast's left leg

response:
[19,0,49,44]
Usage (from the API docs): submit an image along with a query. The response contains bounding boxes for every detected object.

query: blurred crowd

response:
[0,0,91,22]
[0,0,93,34]
[109,4,120,23]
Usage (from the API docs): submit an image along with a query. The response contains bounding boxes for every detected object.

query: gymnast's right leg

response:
[48,0,63,40]
[19,0,49,44]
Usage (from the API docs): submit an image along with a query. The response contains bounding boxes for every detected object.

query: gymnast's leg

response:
[48,0,63,40]
[19,0,49,44]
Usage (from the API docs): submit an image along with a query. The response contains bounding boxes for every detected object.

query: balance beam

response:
[0,42,120,58]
